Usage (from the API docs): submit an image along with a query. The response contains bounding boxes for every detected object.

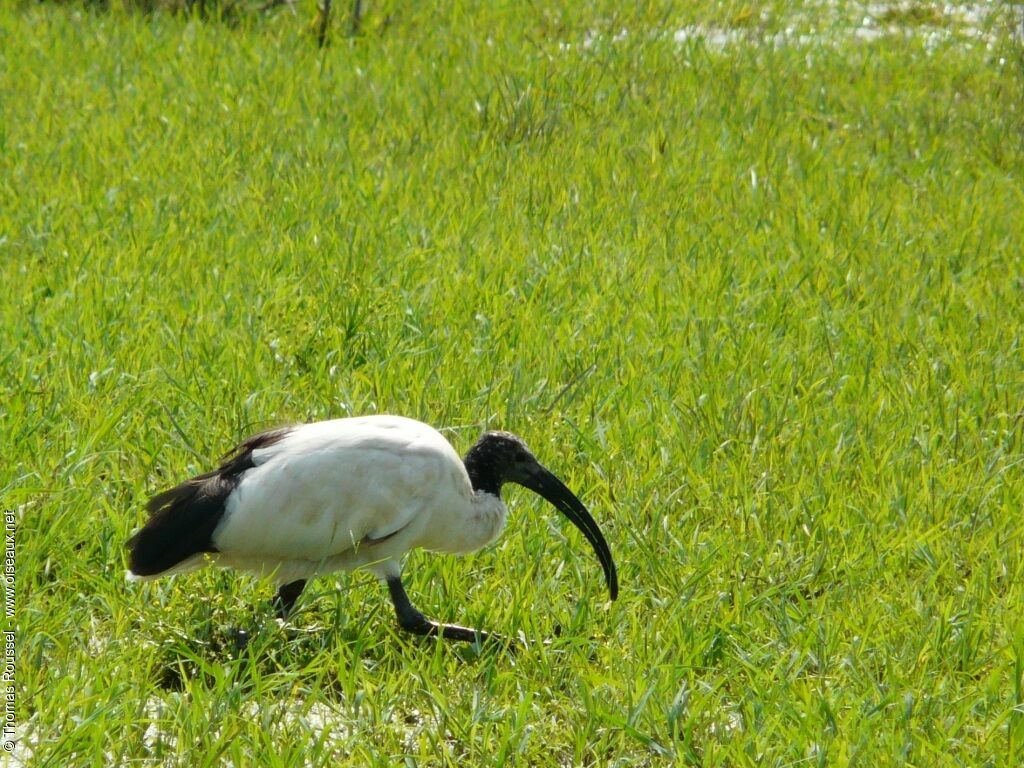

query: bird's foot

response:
[387,576,518,652]
[398,614,512,648]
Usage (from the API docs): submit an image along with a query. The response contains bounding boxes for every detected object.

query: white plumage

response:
[213,416,506,583]
[127,414,616,643]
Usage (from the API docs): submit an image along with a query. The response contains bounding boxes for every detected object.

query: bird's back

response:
[128,415,473,580]
[213,416,472,562]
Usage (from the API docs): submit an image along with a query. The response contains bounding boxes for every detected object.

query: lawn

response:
[2,0,1023,765]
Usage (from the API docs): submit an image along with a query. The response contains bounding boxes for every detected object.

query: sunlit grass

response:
[3,1,1023,765]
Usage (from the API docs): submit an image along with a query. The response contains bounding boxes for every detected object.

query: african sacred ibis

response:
[127,415,617,643]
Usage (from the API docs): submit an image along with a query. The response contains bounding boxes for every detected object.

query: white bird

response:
[127,415,618,643]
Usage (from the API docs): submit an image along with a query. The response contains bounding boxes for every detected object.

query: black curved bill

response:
[518,466,618,600]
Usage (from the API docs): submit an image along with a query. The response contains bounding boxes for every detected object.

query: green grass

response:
[3,1,1024,765]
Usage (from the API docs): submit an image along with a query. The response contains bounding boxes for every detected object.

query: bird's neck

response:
[463,454,503,497]
[466,491,508,550]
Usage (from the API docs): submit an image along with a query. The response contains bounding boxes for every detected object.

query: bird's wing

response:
[211,416,466,561]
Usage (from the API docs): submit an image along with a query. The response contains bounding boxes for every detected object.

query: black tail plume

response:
[127,427,291,577]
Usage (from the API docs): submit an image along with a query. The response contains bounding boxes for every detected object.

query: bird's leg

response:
[273,579,307,620]
[385,576,493,644]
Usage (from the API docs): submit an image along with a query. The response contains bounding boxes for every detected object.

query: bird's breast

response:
[417,491,507,555]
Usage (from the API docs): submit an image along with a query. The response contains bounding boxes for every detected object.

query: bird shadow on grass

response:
[148,602,510,694]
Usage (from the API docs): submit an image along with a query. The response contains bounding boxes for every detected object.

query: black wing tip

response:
[145,477,205,514]
[125,526,174,577]
[128,426,292,578]
[128,478,226,577]
[128,424,293,574]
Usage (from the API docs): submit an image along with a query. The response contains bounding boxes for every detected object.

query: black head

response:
[463,431,618,600]
[463,431,537,495]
